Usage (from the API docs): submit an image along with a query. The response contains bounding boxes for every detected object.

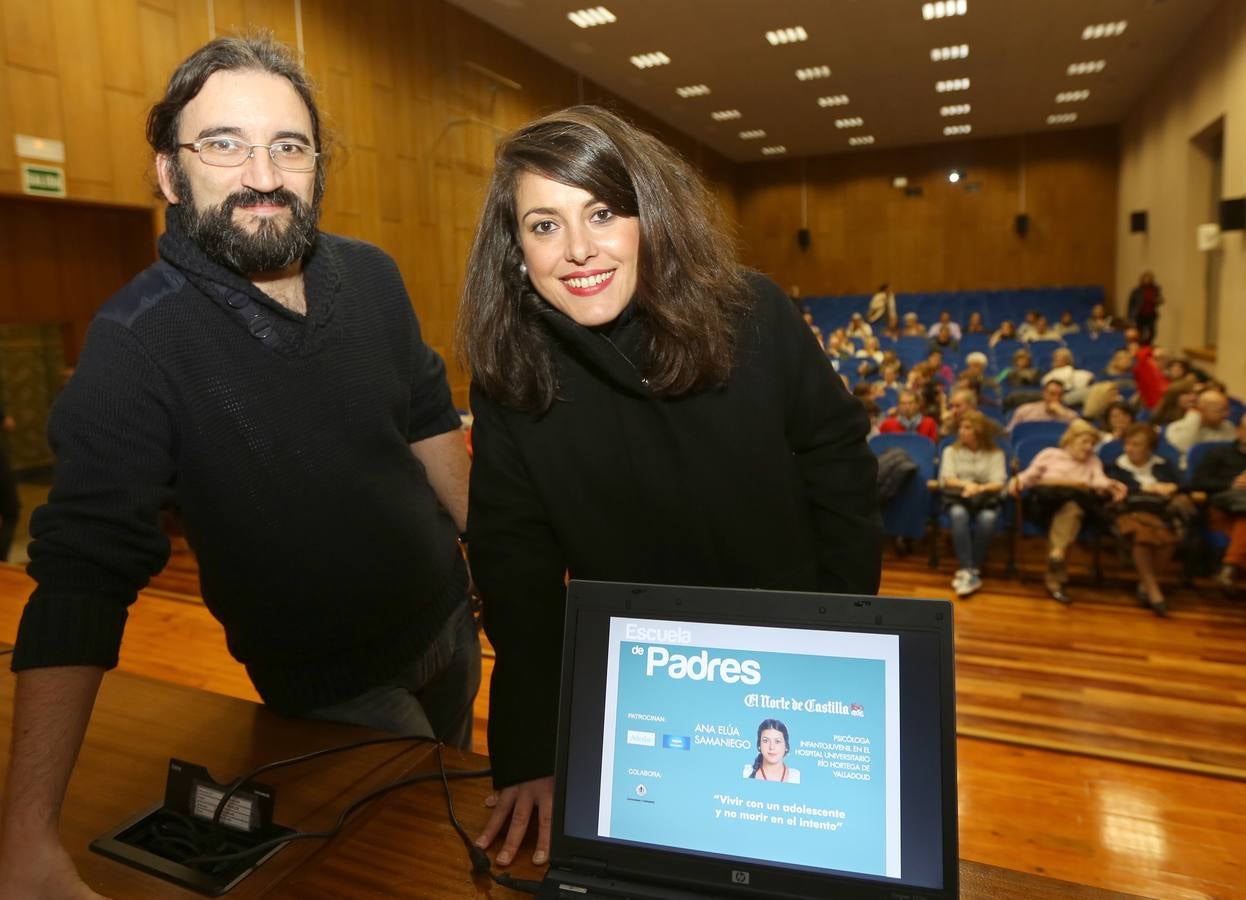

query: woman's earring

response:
[518,261,528,277]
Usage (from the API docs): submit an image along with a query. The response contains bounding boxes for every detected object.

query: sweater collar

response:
[536,300,652,396]
[158,205,341,353]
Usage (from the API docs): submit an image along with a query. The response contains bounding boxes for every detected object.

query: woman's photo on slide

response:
[743,718,801,784]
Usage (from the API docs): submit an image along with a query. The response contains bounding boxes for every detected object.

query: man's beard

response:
[170,161,321,276]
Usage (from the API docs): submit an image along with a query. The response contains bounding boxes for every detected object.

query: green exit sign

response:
[21,163,66,198]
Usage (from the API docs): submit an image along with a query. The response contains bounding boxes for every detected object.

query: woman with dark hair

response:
[1099,400,1136,442]
[459,106,880,866]
[1104,423,1191,616]
[743,719,800,783]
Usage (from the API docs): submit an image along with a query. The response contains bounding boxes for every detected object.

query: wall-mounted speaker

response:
[1129,210,1148,233]
[797,228,811,251]
[1219,197,1245,231]
[1014,213,1029,237]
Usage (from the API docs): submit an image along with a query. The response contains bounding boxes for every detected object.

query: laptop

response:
[539,580,958,899]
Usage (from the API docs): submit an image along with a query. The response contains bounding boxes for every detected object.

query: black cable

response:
[210,733,438,826]
[185,763,490,866]
[434,745,542,895]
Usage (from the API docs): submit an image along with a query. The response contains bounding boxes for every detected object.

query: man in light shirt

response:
[1008,381,1080,431]
[1166,390,1236,464]
[926,310,962,341]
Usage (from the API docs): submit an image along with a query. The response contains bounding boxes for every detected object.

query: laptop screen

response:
[554,582,956,899]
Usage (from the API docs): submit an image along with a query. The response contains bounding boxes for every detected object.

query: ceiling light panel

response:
[761,145,787,155]
[817,95,850,107]
[936,77,970,92]
[1056,89,1090,103]
[1067,60,1106,76]
[739,129,767,140]
[795,65,832,81]
[675,84,711,98]
[940,104,971,116]
[629,51,670,69]
[765,26,808,46]
[943,124,972,135]
[567,6,616,28]
[835,117,864,128]
[710,109,742,121]
[1047,112,1078,125]
[922,0,967,20]
[1082,21,1127,40]
[930,44,969,62]
[848,135,875,146]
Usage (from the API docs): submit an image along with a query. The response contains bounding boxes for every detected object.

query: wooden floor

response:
[3,533,1246,897]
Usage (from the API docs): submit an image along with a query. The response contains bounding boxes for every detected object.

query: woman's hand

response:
[1106,481,1128,503]
[1144,482,1178,497]
[960,482,980,498]
[475,776,555,867]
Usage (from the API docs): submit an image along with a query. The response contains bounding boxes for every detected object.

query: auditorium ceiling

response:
[447,0,1222,161]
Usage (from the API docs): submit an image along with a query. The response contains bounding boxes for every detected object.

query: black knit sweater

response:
[14,207,465,714]
[468,272,882,788]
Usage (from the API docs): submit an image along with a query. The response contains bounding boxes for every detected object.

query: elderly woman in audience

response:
[458,106,881,861]
[1098,349,1136,387]
[965,311,987,335]
[1190,415,1246,592]
[1010,419,1128,603]
[999,347,1040,390]
[939,410,1007,598]
[989,319,1018,348]
[901,311,926,337]
[846,312,873,340]
[854,335,885,377]
[1104,423,1190,616]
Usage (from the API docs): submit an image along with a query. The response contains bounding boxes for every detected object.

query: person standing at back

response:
[0,35,478,898]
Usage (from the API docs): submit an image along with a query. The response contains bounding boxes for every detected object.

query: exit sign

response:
[20,163,66,198]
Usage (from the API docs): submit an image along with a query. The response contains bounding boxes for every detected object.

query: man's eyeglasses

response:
[177,137,319,172]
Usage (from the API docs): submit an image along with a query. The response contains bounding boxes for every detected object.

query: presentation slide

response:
[597,618,901,879]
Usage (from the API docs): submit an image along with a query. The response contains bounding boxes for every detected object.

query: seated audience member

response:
[907,363,945,420]
[962,351,998,403]
[941,387,980,438]
[862,398,882,439]
[901,312,926,337]
[964,311,987,335]
[1098,349,1136,386]
[1189,416,1246,592]
[867,283,897,325]
[927,311,962,341]
[999,347,1041,389]
[928,324,959,353]
[926,349,954,388]
[1150,376,1200,429]
[1017,310,1041,341]
[989,320,1018,347]
[845,312,873,340]
[1098,399,1136,443]
[825,333,854,371]
[1082,384,1123,435]
[1041,348,1094,395]
[939,410,1007,598]
[879,317,902,341]
[1054,310,1081,336]
[1165,389,1236,459]
[1008,380,1080,431]
[1025,315,1063,343]
[1104,423,1192,616]
[801,309,824,349]
[1132,342,1169,409]
[1165,357,1214,385]
[877,360,904,395]
[879,389,939,442]
[1085,303,1115,336]
[855,335,884,365]
[1010,419,1128,603]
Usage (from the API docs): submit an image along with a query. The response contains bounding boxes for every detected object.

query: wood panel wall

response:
[0,0,736,405]
[735,127,1120,309]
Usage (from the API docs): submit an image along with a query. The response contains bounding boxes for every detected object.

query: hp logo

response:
[731,870,750,885]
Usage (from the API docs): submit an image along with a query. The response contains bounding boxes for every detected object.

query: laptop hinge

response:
[566,856,609,874]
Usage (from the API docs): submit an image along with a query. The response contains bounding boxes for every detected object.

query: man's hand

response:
[960,483,980,499]
[0,837,108,899]
[475,776,555,868]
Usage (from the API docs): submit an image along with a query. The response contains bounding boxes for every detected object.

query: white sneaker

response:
[958,570,983,598]
[951,569,970,591]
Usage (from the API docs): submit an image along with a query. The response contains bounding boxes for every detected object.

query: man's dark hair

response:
[146,33,330,197]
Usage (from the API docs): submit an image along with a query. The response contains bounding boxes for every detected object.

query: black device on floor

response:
[538,581,958,899]
[89,758,293,896]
